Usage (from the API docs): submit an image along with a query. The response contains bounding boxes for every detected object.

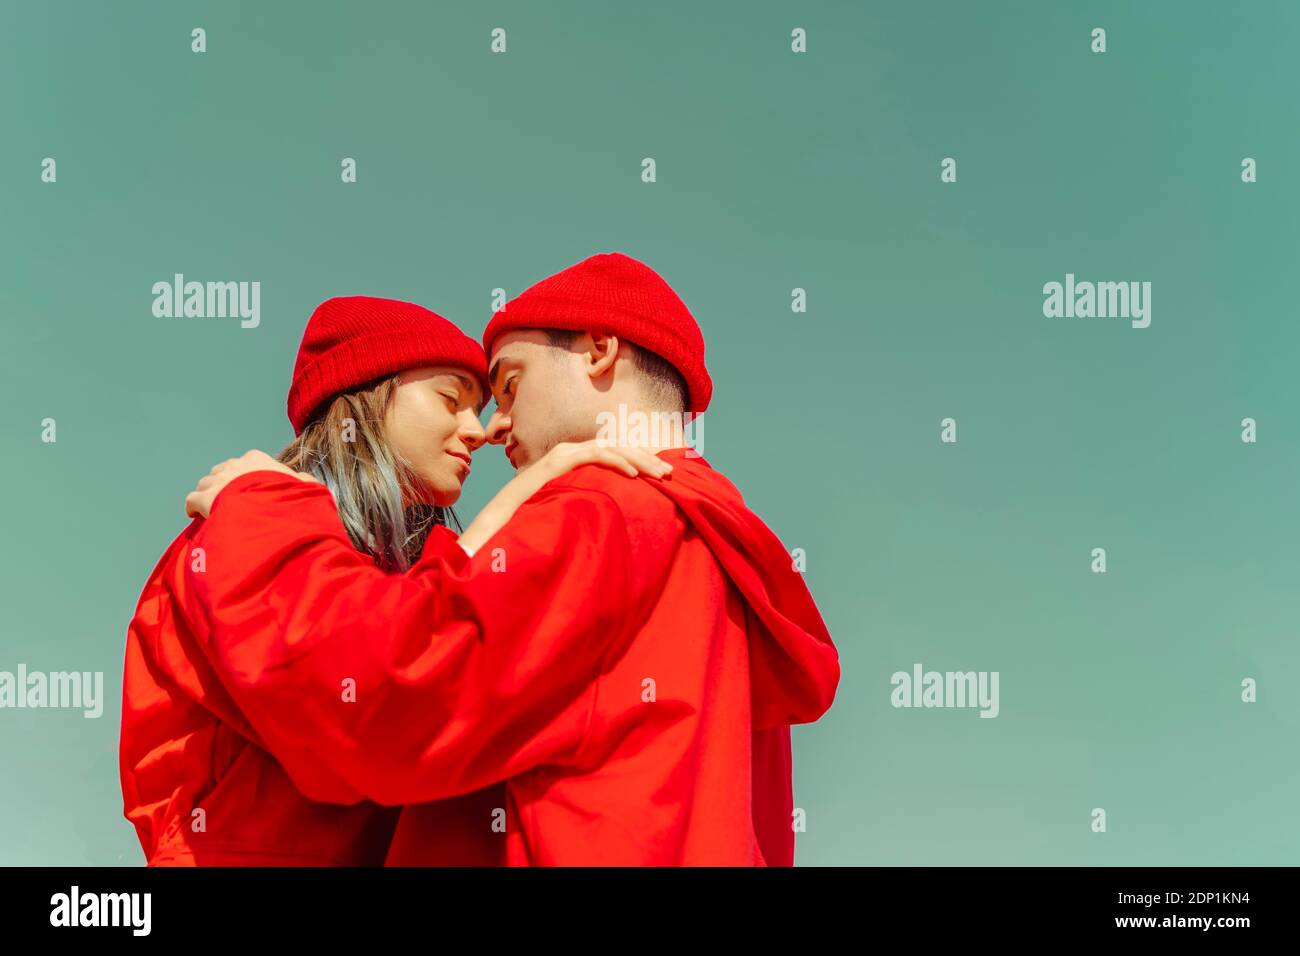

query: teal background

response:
[2,0,1297,865]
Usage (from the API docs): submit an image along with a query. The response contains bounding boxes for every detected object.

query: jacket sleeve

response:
[187,470,638,807]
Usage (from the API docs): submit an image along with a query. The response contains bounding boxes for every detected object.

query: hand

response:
[184,449,320,519]
[532,440,674,482]
[457,441,672,557]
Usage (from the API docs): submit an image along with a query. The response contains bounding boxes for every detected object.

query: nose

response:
[458,409,487,451]
[485,409,511,446]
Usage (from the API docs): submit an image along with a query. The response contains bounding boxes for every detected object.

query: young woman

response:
[119,295,667,865]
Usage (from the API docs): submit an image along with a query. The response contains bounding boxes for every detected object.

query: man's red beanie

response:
[287,296,489,436]
[481,253,713,413]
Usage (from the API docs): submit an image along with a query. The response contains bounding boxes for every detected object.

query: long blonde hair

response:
[276,375,457,572]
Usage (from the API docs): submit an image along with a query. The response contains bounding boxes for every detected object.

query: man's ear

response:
[585,332,621,382]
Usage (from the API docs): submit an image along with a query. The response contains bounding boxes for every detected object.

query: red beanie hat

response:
[287,296,489,435]
[482,253,713,413]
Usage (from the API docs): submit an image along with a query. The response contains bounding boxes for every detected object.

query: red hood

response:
[650,449,839,731]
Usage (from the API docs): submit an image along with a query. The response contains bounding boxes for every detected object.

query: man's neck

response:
[592,402,694,453]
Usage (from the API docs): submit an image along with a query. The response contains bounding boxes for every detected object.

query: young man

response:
[184,252,840,865]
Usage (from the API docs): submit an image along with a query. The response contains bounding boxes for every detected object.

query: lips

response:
[447,451,472,474]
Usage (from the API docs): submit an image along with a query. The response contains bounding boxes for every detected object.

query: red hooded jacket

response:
[178,448,839,865]
[120,524,503,865]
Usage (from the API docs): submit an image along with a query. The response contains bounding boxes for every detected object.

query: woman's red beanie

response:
[481,253,713,413]
[287,296,489,436]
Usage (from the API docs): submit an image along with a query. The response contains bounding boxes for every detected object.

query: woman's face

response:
[384,365,486,506]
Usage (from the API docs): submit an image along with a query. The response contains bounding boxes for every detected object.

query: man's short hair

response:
[543,328,688,413]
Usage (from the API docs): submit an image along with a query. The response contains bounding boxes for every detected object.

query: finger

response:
[626,448,672,476]
[596,448,639,477]
[614,448,654,475]
[605,446,670,478]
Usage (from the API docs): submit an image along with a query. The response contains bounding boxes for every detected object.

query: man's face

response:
[485,329,596,469]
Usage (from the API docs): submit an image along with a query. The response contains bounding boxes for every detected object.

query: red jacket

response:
[184,448,839,865]
[120,523,503,865]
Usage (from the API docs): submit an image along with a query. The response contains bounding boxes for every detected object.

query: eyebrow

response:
[443,373,485,413]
